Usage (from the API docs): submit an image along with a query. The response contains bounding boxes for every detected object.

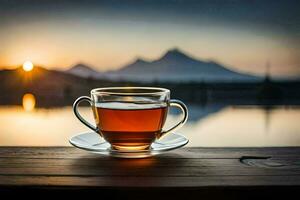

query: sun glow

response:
[22,61,34,72]
[22,93,36,111]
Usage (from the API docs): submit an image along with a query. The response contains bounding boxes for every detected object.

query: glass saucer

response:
[69,131,189,158]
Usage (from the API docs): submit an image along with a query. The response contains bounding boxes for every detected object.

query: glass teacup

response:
[73,87,188,151]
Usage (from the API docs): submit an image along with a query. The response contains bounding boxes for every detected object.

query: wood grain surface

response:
[0,147,299,198]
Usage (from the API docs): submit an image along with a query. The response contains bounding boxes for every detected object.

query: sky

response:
[0,0,299,77]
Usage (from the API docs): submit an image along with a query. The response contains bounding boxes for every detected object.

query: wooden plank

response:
[0,158,299,177]
[0,147,299,188]
[0,175,299,187]
[0,147,300,159]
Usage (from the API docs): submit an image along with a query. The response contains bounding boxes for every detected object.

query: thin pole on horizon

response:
[266,61,271,79]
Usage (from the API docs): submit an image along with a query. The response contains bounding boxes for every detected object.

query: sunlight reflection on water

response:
[22,93,36,111]
[0,105,299,147]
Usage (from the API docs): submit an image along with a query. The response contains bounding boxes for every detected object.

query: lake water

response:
[1,104,300,147]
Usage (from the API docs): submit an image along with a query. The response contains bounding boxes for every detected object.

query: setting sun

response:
[23,61,34,72]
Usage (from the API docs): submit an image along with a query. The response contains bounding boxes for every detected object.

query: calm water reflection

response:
[0,105,299,146]
[22,93,36,111]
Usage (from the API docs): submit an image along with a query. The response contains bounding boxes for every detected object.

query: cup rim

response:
[91,87,170,96]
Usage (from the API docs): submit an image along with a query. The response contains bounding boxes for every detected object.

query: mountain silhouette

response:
[66,48,261,82]
[66,63,100,78]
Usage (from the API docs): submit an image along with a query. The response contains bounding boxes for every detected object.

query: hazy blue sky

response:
[0,0,299,77]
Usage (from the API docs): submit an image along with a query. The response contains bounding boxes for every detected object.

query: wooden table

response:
[0,147,299,199]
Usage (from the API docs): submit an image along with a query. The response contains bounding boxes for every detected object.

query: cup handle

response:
[73,96,98,132]
[160,99,188,138]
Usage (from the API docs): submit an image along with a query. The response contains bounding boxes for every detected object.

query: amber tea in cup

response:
[73,87,188,151]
